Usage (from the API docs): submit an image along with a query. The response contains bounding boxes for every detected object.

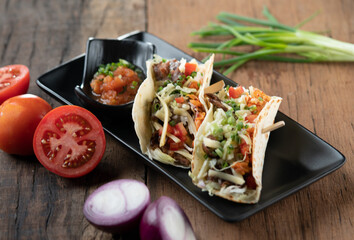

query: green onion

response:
[215,148,223,158]
[222,162,229,168]
[221,118,227,125]
[153,102,160,112]
[225,109,234,117]
[236,122,244,131]
[227,116,236,125]
[169,120,177,126]
[189,7,354,75]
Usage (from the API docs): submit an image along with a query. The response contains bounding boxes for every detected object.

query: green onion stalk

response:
[188,7,354,75]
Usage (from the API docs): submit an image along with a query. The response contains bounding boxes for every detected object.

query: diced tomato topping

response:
[246,114,258,123]
[168,139,185,151]
[175,96,184,103]
[229,86,244,99]
[184,63,197,76]
[158,124,174,136]
[175,122,188,138]
[246,175,257,189]
[159,122,189,150]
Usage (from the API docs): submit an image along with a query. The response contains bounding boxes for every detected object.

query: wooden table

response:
[1,0,353,239]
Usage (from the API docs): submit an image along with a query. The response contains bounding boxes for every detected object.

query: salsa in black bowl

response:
[75,38,155,113]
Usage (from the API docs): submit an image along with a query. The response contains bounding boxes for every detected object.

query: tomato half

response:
[0,65,30,104]
[33,105,106,178]
[0,94,52,155]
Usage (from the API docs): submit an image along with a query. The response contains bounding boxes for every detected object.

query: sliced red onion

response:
[140,196,196,240]
[83,179,150,234]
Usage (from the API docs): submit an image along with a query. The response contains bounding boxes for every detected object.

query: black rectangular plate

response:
[37,31,345,222]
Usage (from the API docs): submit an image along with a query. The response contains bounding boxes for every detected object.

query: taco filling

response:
[132,55,214,168]
[190,85,282,203]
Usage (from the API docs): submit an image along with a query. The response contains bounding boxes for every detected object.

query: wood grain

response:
[0,0,353,239]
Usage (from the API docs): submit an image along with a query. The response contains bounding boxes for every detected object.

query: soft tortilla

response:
[191,95,282,203]
[132,55,214,168]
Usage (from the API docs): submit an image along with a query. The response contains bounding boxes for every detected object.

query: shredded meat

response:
[153,61,170,81]
[173,153,190,167]
[150,131,160,149]
[206,93,228,111]
[152,60,182,83]
[202,135,218,158]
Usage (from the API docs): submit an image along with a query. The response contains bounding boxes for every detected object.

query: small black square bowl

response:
[74,38,155,114]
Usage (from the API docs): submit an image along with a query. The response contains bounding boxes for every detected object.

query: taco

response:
[190,85,282,203]
[132,55,214,168]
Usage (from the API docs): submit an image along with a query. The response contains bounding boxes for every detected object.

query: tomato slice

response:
[33,105,106,178]
[184,63,197,76]
[0,65,30,104]
[229,86,244,99]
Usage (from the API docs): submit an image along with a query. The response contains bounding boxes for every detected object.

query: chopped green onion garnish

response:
[169,120,177,126]
[227,116,236,125]
[236,122,244,131]
[215,148,223,158]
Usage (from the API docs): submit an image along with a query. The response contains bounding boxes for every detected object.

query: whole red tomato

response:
[0,94,52,155]
[0,65,30,104]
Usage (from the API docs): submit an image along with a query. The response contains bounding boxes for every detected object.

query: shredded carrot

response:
[231,160,252,175]
[195,111,205,130]
[188,81,199,90]
[187,94,197,100]
[190,99,203,108]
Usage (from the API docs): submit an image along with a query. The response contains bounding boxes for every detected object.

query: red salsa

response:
[90,60,143,105]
